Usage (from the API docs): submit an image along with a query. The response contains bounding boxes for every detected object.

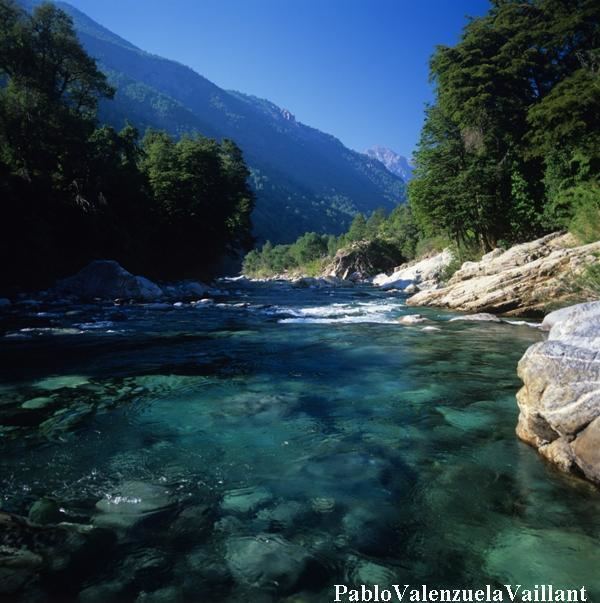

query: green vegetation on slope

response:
[0,1,254,290]
[242,205,422,277]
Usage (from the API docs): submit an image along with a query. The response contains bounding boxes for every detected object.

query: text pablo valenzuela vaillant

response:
[333,584,589,603]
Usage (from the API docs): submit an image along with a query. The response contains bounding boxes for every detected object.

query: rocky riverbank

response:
[516,301,600,485]
[406,233,600,316]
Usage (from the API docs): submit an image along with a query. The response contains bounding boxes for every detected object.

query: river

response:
[1,281,598,601]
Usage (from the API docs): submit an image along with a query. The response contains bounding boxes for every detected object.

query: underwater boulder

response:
[225,534,312,593]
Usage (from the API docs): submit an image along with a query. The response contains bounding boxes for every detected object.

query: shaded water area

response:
[1,282,599,602]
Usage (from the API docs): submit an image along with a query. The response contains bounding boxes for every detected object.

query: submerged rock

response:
[79,582,127,603]
[93,481,173,530]
[28,498,64,525]
[225,535,312,593]
[136,586,183,603]
[407,233,600,316]
[21,396,56,410]
[221,486,273,515]
[449,313,502,323]
[167,505,213,546]
[350,559,398,588]
[397,314,428,325]
[54,260,163,302]
[485,527,600,589]
[342,505,397,556]
[256,501,307,529]
[516,301,600,484]
[0,511,114,597]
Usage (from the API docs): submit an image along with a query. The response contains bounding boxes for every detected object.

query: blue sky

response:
[64,0,490,159]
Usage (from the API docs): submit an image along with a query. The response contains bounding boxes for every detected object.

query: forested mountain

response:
[20,0,405,243]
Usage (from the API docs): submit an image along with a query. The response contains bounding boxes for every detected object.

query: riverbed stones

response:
[136,586,183,603]
[310,497,335,513]
[20,396,56,410]
[79,582,127,603]
[28,498,63,525]
[221,486,273,515]
[0,511,115,597]
[225,535,311,593]
[485,527,600,589]
[256,500,306,529]
[167,504,213,546]
[39,403,95,438]
[301,451,394,496]
[516,301,600,484]
[341,506,396,556]
[350,560,397,587]
[93,481,173,530]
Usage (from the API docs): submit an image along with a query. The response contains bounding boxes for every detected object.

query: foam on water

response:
[274,299,404,324]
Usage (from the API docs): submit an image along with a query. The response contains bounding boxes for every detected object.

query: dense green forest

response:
[411,0,599,251]
[244,0,599,277]
[242,206,420,277]
[0,1,254,290]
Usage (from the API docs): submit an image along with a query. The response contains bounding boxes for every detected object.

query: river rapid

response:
[1,281,599,602]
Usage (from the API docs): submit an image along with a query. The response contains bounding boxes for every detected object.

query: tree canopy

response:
[409,0,599,251]
[0,1,254,290]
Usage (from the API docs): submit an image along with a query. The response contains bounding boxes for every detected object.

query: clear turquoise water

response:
[1,283,599,602]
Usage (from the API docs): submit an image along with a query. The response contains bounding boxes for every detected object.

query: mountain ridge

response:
[19,0,405,244]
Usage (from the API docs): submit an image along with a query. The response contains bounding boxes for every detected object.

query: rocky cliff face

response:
[516,302,600,485]
[407,233,600,316]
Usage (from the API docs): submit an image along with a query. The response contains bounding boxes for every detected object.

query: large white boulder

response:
[373,248,453,291]
[516,301,600,483]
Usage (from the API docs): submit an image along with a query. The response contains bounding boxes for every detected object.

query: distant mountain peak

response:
[365,146,413,182]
